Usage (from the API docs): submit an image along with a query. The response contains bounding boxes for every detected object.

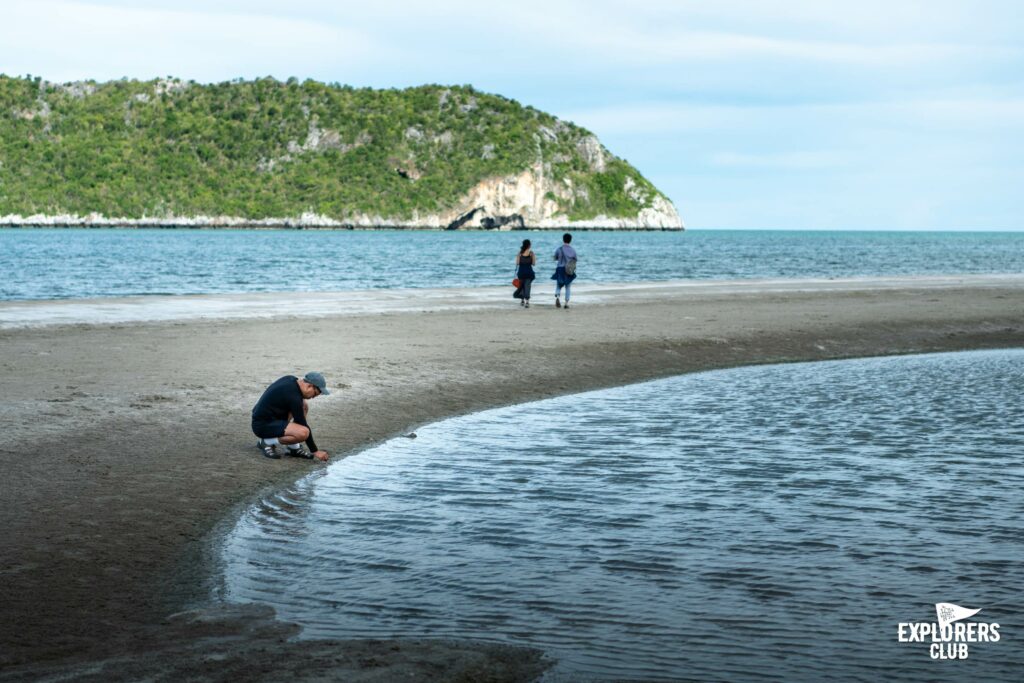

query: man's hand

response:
[313,450,329,462]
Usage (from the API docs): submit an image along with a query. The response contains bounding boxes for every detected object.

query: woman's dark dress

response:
[517,252,536,281]
[515,251,536,300]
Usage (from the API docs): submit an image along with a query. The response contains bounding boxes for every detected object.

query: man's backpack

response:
[564,258,577,277]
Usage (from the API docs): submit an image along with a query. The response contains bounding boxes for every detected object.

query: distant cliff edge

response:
[0,76,683,230]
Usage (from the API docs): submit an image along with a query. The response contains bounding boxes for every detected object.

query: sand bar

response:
[1,274,1020,328]
[1,276,1022,679]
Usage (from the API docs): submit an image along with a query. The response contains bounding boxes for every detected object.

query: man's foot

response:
[285,446,313,459]
[525,300,530,308]
[564,303,570,309]
[555,298,561,308]
[257,439,280,459]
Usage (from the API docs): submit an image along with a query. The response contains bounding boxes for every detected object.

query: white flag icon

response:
[936,603,981,628]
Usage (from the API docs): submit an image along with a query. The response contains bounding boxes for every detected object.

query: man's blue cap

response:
[303,371,330,395]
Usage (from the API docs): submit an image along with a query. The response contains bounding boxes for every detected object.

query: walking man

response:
[552,232,577,308]
[252,372,330,461]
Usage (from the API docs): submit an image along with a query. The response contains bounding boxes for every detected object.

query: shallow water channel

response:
[222,350,1024,681]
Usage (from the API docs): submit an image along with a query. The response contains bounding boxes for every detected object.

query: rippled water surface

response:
[3,228,1023,299]
[223,351,1024,681]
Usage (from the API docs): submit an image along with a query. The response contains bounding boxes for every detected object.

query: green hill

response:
[0,75,681,228]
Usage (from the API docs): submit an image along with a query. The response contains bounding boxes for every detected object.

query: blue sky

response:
[2,0,1022,229]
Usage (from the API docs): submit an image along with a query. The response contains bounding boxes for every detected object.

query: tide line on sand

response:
[1,274,1022,328]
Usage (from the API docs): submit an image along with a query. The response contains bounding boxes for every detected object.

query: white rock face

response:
[637,195,684,229]
[576,135,606,172]
[0,167,683,230]
[259,124,367,172]
[430,166,683,230]
[153,78,189,96]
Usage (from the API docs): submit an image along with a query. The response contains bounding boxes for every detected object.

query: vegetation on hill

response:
[0,75,668,223]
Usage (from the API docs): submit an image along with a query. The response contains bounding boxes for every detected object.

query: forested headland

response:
[0,76,681,228]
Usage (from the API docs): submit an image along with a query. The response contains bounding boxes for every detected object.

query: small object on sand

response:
[404,432,417,439]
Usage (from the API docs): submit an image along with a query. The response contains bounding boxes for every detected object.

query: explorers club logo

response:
[897,603,1001,660]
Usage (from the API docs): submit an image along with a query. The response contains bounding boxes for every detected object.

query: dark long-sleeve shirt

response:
[251,375,318,452]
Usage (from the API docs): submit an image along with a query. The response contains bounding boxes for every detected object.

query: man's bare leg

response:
[281,401,327,461]
[279,401,310,444]
[278,421,309,445]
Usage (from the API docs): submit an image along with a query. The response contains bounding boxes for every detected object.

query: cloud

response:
[483,0,1021,71]
[708,151,848,170]
[563,97,1024,135]
[0,0,380,82]
[6,1,1017,84]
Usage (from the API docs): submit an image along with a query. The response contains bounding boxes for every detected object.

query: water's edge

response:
[0,222,682,231]
[4,274,1022,327]
[201,346,1024,674]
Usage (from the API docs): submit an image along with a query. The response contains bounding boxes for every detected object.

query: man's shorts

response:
[252,419,289,439]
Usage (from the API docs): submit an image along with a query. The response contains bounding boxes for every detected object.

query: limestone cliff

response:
[430,165,682,230]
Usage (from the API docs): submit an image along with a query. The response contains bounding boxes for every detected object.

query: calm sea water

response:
[222,350,1024,682]
[2,228,1022,300]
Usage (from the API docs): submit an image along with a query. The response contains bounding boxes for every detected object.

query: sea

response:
[221,350,1024,682]
[1,228,1023,300]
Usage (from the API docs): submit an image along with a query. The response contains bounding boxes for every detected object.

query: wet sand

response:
[1,276,1022,680]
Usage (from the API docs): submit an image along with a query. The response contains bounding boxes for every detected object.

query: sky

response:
[1,0,1022,229]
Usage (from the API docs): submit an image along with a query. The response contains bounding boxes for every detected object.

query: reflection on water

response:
[223,350,1024,681]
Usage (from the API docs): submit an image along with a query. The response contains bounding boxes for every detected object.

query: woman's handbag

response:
[512,262,523,298]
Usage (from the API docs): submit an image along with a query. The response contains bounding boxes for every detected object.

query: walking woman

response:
[516,239,537,308]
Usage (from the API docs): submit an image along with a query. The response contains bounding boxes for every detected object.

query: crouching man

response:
[252,372,330,461]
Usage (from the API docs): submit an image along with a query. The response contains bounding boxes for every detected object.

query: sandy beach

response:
[1,276,1022,680]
